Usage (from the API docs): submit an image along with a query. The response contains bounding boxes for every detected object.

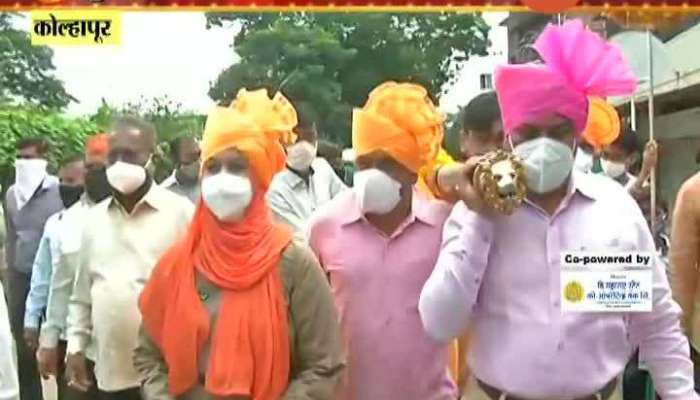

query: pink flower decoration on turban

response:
[495,19,637,136]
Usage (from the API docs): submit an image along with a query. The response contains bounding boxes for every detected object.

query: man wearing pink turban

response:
[419,19,698,400]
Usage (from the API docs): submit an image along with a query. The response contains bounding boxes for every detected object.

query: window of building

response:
[480,73,493,90]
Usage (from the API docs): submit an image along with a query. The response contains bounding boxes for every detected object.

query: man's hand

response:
[23,327,39,352]
[640,140,658,179]
[66,352,92,392]
[37,347,58,379]
[437,158,486,212]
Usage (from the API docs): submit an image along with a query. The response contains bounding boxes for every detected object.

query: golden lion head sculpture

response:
[473,150,528,215]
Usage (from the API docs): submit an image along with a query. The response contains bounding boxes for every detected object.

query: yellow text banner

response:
[31,10,121,46]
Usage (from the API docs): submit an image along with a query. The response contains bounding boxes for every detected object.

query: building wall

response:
[667,22,700,74]
[439,53,505,114]
[439,12,508,115]
[634,105,700,211]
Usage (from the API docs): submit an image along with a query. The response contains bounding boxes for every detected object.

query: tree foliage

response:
[205,12,490,146]
[443,107,463,160]
[0,95,206,192]
[89,95,206,182]
[0,13,75,109]
[91,96,205,143]
[209,20,355,145]
[0,106,97,190]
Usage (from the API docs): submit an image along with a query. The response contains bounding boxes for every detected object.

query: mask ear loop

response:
[505,132,515,152]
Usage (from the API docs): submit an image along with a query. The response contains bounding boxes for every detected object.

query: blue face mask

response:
[513,137,574,194]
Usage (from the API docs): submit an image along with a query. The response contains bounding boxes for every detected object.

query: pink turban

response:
[495,19,637,136]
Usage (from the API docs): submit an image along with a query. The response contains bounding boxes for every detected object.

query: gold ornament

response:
[473,150,528,215]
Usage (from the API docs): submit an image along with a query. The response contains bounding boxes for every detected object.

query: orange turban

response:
[352,82,444,173]
[201,89,297,189]
[581,97,621,150]
[85,133,109,157]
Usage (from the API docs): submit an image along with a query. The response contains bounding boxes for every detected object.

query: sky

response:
[16,11,507,117]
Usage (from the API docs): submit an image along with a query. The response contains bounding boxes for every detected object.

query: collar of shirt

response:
[18,175,59,209]
[30,175,59,198]
[81,194,95,207]
[41,175,59,190]
[339,188,443,230]
[161,170,178,188]
[285,164,316,189]
[107,183,170,215]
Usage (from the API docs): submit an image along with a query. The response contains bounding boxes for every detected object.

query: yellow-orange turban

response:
[581,97,621,151]
[352,82,444,173]
[85,133,109,157]
[201,88,297,189]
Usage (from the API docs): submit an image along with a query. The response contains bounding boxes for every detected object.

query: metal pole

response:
[630,95,636,131]
[646,29,657,234]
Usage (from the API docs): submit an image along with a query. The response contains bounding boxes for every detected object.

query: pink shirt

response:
[308,190,457,400]
[419,171,696,400]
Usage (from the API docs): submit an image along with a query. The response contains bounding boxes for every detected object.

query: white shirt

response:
[40,199,93,350]
[266,158,346,234]
[24,210,63,330]
[67,184,194,391]
[0,284,19,400]
[160,170,199,204]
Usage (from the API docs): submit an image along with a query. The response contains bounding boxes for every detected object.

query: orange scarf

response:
[139,190,292,398]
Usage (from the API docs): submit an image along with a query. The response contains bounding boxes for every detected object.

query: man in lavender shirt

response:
[308,81,456,400]
[419,20,696,400]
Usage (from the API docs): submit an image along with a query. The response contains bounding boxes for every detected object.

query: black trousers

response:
[691,346,700,392]
[98,387,142,400]
[7,268,43,400]
[58,343,100,400]
[623,351,652,400]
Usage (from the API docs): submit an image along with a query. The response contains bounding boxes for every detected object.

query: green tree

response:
[0,13,75,109]
[0,106,97,191]
[89,96,206,181]
[208,20,356,145]
[205,12,490,146]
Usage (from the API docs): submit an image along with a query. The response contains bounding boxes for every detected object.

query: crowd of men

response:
[0,18,698,400]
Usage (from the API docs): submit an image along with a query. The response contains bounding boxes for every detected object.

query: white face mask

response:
[14,159,48,207]
[573,149,594,173]
[513,137,574,194]
[106,161,147,194]
[600,159,627,178]
[353,168,402,215]
[286,141,317,171]
[201,173,253,222]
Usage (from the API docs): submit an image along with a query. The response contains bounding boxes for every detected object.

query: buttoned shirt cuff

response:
[39,326,61,349]
[66,335,88,355]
